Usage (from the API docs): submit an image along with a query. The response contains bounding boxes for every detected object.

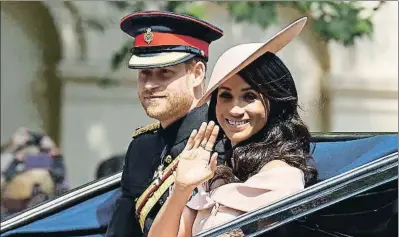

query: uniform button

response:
[164,155,172,164]
[159,199,164,205]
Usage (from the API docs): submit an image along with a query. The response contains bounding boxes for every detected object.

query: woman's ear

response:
[191,61,206,88]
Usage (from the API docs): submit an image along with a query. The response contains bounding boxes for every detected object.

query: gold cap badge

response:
[144,28,153,44]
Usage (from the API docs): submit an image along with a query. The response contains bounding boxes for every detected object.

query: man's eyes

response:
[160,69,173,75]
[139,70,151,76]
[139,69,174,77]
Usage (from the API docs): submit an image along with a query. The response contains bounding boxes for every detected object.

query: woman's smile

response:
[225,118,250,128]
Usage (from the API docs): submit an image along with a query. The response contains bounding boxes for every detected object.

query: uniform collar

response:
[159,104,208,145]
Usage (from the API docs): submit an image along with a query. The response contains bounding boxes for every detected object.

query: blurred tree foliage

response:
[87,1,385,70]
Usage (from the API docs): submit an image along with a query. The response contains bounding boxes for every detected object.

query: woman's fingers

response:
[184,121,218,165]
[209,153,218,173]
[183,129,197,151]
[205,124,219,152]
[202,153,218,182]
[200,121,215,147]
[193,122,207,148]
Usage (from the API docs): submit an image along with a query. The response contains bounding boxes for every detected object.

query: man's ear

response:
[191,61,206,87]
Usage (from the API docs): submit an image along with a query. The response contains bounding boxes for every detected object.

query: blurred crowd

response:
[0,128,69,219]
[0,128,126,220]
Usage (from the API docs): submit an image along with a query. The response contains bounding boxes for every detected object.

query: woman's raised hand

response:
[175,121,219,190]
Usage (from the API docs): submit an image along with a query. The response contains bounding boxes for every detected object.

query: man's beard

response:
[139,90,193,122]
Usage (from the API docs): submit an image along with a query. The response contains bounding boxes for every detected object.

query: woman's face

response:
[215,74,268,145]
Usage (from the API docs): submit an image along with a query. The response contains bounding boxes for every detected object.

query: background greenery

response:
[87,1,385,70]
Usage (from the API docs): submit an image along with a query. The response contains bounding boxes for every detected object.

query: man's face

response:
[137,63,195,123]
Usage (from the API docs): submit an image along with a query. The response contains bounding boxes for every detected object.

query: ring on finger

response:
[200,144,213,152]
[200,143,209,150]
[204,147,213,152]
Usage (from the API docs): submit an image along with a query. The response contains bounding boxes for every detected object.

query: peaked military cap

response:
[120,11,224,69]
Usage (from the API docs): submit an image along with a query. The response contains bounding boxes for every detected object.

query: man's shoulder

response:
[131,122,160,140]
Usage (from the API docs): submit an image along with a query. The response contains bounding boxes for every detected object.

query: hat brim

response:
[197,17,307,106]
[128,52,195,69]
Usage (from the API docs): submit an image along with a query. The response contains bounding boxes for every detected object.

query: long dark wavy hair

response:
[207,51,318,190]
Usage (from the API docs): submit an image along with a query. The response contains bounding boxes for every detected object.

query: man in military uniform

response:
[106,11,225,236]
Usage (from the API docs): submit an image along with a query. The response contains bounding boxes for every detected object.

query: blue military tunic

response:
[106,104,226,237]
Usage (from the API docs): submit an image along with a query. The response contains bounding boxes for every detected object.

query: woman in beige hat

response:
[148,17,318,237]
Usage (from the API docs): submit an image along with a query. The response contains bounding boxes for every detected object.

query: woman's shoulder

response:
[256,160,305,185]
[260,160,291,172]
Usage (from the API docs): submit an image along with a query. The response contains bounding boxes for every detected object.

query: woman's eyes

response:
[243,92,257,101]
[218,91,258,102]
[218,92,232,99]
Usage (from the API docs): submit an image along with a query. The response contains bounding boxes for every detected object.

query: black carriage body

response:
[259,179,398,237]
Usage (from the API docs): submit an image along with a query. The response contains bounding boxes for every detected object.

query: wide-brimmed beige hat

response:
[198,17,307,106]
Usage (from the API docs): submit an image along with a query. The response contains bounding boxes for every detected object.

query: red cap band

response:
[134,32,209,57]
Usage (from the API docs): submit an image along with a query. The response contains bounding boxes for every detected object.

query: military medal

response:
[157,164,164,178]
[152,145,169,184]
[152,160,169,186]
[152,164,163,185]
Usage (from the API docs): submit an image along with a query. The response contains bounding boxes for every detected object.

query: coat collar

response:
[159,104,208,146]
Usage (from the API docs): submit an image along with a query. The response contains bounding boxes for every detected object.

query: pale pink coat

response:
[186,166,305,236]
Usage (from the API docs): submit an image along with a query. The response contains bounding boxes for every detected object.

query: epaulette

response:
[132,122,160,139]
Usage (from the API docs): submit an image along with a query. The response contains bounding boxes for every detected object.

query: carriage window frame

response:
[194,152,398,237]
[1,173,122,232]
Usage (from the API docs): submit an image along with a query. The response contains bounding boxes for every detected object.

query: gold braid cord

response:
[132,122,160,139]
[135,155,180,231]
